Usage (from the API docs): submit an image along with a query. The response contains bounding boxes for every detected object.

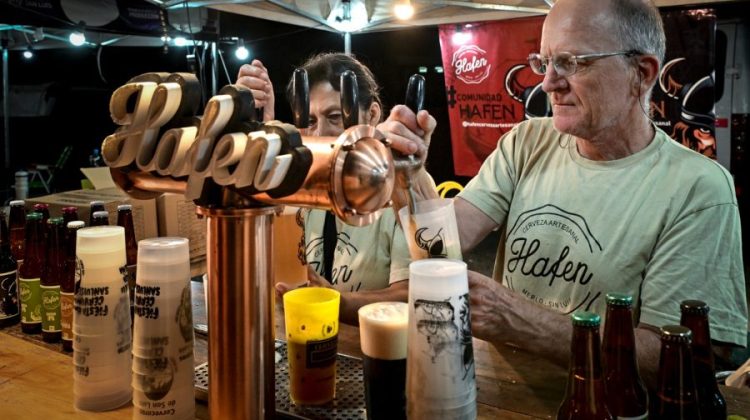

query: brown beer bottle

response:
[8,200,26,262]
[680,300,726,420]
[117,204,137,322]
[88,200,105,226]
[602,293,648,418]
[557,312,613,420]
[40,217,64,343]
[62,206,80,226]
[19,212,44,334]
[90,210,110,226]
[61,221,84,352]
[653,325,701,419]
[0,210,20,328]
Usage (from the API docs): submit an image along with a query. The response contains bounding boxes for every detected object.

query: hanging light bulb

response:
[394,0,414,20]
[235,39,249,60]
[174,37,188,47]
[23,46,34,59]
[69,21,86,46]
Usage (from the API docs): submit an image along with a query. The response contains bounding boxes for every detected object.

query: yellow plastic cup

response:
[283,287,340,405]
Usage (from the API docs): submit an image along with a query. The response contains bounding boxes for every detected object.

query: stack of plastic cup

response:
[73,226,132,411]
[406,259,477,419]
[132,237,195,420]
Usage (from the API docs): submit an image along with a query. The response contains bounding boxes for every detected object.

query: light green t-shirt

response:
[459,117,747,346]
[302,209,411,292]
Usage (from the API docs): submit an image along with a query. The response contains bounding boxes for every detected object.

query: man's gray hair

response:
[610,0,666,69]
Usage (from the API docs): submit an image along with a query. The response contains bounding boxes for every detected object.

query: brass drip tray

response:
[194,340,367,419]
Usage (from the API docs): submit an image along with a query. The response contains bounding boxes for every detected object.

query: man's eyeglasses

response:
[527,50,641,76]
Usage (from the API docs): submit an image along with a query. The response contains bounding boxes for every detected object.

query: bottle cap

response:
[680,300,709,315]
[571,311,600,327]
[47,217,63,226]
[93,211,109,218]
[660,325,692,342]
[33,203,49,209]
[62,206,78,214]
[116,204,132,212]
[10,200,25,207]
[67,221,85,229]
[26,212,42,221]
[606,293,633,307]
[89,200,104,206]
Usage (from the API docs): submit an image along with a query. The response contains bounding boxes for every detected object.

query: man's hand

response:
[377,105,436,165]
[236,59,275,121]
[467,270,508,344]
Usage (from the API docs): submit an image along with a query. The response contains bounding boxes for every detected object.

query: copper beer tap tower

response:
[103,70,425,419]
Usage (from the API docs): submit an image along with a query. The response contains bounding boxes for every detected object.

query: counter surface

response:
[1,280,749,419]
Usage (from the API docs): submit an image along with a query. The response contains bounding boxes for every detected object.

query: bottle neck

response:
[568,325,604,383]
[657,340,698,401]
[603,305,639,370]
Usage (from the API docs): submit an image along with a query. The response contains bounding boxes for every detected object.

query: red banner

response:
[439,17,545,176]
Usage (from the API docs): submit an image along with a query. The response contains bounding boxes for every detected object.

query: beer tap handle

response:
[292,68,310,128]
[404,74,425,113]
[340,70,359,129]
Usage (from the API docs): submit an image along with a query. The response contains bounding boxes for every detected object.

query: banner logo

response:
[452,45,491,84]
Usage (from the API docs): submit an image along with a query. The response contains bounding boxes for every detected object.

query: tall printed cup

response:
[283,287,340,405]
[398,198,462,260]
[406,259,477,419]
[132,237,195,420]
[73,226,132,412]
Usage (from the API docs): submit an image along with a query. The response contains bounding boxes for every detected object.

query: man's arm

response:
[338,281,409,326]
[469,270,668,387]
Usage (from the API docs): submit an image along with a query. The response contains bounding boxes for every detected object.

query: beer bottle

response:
[40,217,64,343]
[602,293,648,419]
[33,203,50,224]
[19,212,44,334]
[88,200,105,226]
[653,325,700,419]
[8,200,26,262]
[61,221,84,352]
[117,204,137,322]
[90,210,110,226]
[62,206,80,226]
[557,312,613,420]
[0,210,19,328]
[680,300,726,419]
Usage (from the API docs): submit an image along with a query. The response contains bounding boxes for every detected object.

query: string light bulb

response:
[69,21,86,46]
[23,46,34,59]
[235,39,249,60]
[394,0,414,20]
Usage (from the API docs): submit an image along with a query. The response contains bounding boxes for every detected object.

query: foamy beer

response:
[407,259,477,419]
[358,302,408,420]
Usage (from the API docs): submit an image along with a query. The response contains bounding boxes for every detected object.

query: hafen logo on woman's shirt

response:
[452,45,491,84]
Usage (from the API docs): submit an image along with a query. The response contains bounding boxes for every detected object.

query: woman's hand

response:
[236,59,275,121]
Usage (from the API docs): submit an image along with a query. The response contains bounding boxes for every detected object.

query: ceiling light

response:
[174,37,188,47]
[394,0,414,20]
[23,46,34,59]
[235,39,249,60]
[69,21,86,46]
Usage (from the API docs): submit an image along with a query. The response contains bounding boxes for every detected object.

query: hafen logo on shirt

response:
[504,204,604,313]
[452,45,491,84]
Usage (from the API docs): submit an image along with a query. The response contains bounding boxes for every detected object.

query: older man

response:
[381,0,746,384]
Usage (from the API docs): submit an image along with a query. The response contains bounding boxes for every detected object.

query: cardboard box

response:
[26,188,158,241]
[157,193,207,262]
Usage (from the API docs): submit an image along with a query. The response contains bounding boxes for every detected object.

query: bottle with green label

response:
[41,217,64,343]
[19,212,44,334]
[0,209,19,328]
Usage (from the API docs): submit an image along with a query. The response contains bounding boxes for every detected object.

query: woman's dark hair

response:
[285,52,383,120]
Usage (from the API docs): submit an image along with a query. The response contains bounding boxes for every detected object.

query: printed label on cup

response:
[306,336,338,368]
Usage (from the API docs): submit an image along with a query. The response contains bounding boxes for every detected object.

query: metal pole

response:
[2,40,10,171]
[210,41,218,96]
[198,206,278,420]
[344,32,351,55]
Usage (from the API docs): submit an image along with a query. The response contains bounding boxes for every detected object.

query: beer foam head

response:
[358,302,407,360]
[409,259,468,300]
